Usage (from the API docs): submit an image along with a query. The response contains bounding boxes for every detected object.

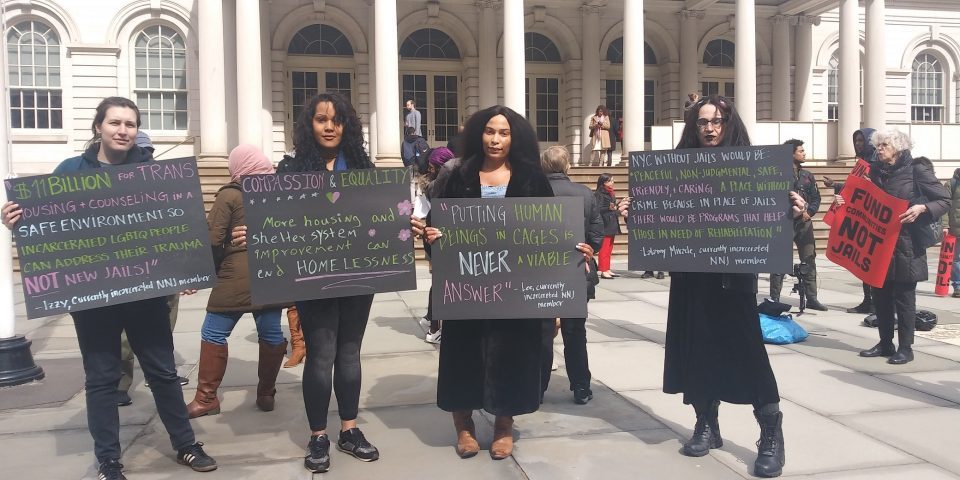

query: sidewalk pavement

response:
[2,257,959,479]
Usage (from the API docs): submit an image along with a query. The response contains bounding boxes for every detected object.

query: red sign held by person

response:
[935,232,956,296]
[823,159,872,226]
[826,175,909,288]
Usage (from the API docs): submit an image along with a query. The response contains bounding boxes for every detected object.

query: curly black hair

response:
[286,92,372,171]
[458,105,541,182]
[677,95,751,148]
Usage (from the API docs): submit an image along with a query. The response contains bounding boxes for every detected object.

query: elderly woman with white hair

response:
[842,129,950,365]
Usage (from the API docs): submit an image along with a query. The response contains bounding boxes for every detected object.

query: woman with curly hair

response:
[232,92,377,474]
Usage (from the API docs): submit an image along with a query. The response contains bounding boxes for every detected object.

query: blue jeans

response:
[200,309,284,345]
[952,258,960,289]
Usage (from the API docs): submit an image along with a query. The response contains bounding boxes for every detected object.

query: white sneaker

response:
[425,330,442,344]
[419,318,431,330]
[551,361,559,371]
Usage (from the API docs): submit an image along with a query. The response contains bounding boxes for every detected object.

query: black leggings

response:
[297,295,374,431]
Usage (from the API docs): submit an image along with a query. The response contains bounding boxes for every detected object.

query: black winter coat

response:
[594,188,621,236]
[547,173,605,251]
[869,152,950,282]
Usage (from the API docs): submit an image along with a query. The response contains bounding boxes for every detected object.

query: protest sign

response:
[825,175,908,287]
[935,232,956,296]
[5,157,215,318]
[823,159,871,226]
[627,145,794,274]
[242,168,417,304]
[430,197,587,320]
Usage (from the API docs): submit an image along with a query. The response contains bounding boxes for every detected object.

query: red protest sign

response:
[935,232,956,296]
[824,159,872,227]
[826,175,909,288]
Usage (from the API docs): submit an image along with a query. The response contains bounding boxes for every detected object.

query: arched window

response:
[525,32,561,63]
[7,20,62,129]
[134,25,187,131]
[604,38,657,65]
[288,24,353,56]
[400,28,460,59]
[912,52,944,123]
[703,39,735,67]
[827,52,839,120]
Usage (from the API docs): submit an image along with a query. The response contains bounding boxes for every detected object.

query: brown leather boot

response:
[283,306,305,368]
[256,340,288,411]
[490,415,514,460]
[452,410,479,458]
[186,341,228,418]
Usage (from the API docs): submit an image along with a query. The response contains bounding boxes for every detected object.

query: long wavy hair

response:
[86,96,141,148]
[595,172,614,192]
[457,105,541,184]
[288,92,372,171]
[676,95,751,148]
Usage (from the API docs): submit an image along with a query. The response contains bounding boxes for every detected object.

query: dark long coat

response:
[432,157,555,416]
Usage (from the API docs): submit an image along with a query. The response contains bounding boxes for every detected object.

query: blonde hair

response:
[540,145,570,174]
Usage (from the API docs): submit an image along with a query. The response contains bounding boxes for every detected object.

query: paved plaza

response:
[2,258,960,479]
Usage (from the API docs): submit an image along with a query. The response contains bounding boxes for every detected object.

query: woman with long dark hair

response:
[418,105,591,460]
[594,172,621,279]
[232,92,378,474]
[2,97,217,480]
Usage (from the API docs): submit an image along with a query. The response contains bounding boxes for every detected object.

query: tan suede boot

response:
[283,306,305,368]
[490,415,514,460]
[452,410,479,458]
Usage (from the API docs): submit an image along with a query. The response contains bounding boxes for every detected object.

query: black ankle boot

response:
[753,409,785,478]
[682,400,722,457]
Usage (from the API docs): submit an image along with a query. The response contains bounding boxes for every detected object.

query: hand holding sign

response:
[1,201,22,229]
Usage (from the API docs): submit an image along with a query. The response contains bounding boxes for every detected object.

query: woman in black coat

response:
[594,173,621,279]
[853,130,949,364]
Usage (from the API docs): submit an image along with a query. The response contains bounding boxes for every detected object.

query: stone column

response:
[622,0,644,153]
[367,1,378,160]
[477,1,499,108]
[502,0,525,113]
[679,9,703,105]
[772,15,792,120]
[236,0,264,149]
[374,0,402,164]
[581,4,601,120]
[0,23,14,340]
[198,0,228,158]
[794,15,818,121]
[735,0,757,137]
[838,0,860,158]
[864,0,886,129]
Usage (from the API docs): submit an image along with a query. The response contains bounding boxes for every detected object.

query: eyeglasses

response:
[695,118,725,129]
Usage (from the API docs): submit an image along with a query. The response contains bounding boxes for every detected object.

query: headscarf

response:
[429,146,455,167]
[228,144,274,182]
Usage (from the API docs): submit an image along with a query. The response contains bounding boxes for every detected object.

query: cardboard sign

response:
[626,145,794,274]
[823,159,871,226]
[935,232,956,296]
[825,175,908,288]
[430,197,587,320]
[242,168,417,304]
[5,157,215,318]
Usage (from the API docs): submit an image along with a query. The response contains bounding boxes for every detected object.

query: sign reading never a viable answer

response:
[627,145,794,274]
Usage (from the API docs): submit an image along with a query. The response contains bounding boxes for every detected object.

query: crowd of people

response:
[3,90,954,480]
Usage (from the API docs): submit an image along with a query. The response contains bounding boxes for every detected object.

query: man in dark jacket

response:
[401,126,430,168]
[539,146,601,404]
[769,139,827,311]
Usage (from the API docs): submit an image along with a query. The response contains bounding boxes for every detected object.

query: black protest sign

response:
[627,145,794,273]
[5,157,215,319]
[242,168,417,304]
[430,197,587,320]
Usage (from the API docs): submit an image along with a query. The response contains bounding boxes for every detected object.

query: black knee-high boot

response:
[682,400,722,457]
[753,404,785,478]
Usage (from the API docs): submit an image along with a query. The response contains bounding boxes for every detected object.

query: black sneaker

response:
[304,434,331,473]
[573,387,593,405]
[97,459,127,480]
[337,428,380,461]
[176,442,217,472]
[117,391,132,407]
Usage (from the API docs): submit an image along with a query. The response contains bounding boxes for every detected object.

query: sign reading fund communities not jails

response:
[627,145,794,274]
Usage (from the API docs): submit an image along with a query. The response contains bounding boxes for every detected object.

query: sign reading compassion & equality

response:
[430,197,587,320]
[627,145,794,273]
[242,168,417,304]
[5,157,215,318]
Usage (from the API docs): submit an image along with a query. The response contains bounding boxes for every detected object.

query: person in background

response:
[825,128,877,313]
[185,144,287,418]
[768,139,827,311]
[949,167,960,298]
[401,126,430,168]
[415,146,456,344]
[594,173,622,279]
[684,91,700,110]
[540,145,601,404]
[589,105,612,166]
[405,99,422,137]
[2,97,217,479]
[607,115,619,167]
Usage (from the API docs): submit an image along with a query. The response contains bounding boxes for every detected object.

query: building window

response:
[7,20,62,129]
[525,32,561,63]
[134,25,187,131]
[703,39,735,68]
[400,28,460,59]
[605,79,623,129]
[912,52,944,123]
[605,38,657,65]
[827,53,839,120]
[288,24,353,56]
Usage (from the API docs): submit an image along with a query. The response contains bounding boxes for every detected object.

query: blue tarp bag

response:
[759,313,808,345]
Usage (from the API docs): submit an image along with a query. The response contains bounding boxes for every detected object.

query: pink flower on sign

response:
[368,228,377,237]
[398,229,411,242]
[397,200,413,216]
